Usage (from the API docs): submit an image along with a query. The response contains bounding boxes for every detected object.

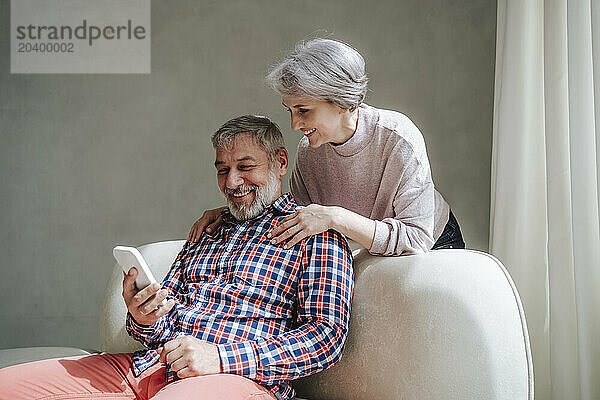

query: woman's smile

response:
[302,128,317,137]
[282,96,358,148]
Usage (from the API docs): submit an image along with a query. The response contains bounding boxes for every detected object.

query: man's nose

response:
[226,170,244,189]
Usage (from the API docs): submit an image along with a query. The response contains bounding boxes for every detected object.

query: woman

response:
[189,38,464,255]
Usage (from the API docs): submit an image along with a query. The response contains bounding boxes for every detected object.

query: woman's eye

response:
[299,109,309,114]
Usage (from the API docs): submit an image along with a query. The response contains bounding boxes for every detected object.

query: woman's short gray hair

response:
[212,115,285,163]
[266,38,368,111]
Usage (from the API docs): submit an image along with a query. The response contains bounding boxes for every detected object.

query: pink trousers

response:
[0,353,276,400]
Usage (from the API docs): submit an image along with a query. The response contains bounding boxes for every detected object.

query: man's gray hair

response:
[211,115,285,162]
[266,38,368,111]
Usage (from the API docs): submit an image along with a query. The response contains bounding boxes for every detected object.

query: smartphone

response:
[113,245,160,291]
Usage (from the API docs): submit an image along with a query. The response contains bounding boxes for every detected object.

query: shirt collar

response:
[220,193,297,225]
[271,193,297,215]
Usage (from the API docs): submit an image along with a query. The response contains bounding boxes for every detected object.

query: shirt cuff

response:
[369,220,390,255]
[126,312,164,344]
[217,341,258,379]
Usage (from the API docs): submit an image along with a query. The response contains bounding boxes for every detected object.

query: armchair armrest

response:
[293,249,533,400]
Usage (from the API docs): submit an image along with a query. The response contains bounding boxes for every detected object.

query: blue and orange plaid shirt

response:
[126,193,354,400]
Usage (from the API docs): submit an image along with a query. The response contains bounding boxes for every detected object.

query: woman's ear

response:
[338,105,354,114]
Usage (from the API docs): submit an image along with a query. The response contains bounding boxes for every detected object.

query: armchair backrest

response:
[101,240,185,354]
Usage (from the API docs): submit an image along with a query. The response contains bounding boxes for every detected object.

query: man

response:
[0,115,354,400]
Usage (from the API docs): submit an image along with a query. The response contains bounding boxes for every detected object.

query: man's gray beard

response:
[224,169,280,221]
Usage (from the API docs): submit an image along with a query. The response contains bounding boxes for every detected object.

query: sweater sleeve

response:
[368,141,435,256]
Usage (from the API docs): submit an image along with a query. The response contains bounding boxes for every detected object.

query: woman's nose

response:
[290,113,301,131]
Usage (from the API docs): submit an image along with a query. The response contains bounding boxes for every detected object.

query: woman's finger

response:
[276,213,297,226]
[187,224,196,240]
[269,216,299,240]
[284,230,310,249]
[194,220,211,241]
[271,223,303,245]
[205,215,223,234]
[192,224,202,241]
[188,208,224,241]
[188,220,207,242]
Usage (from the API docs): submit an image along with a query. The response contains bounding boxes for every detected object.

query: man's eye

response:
[239,165,256,170]
[217,169,229,175]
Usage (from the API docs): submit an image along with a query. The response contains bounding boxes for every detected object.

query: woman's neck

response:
[331,108,360,145]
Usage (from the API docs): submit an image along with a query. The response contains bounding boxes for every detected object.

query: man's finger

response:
[131,282,161,307]
[153,298,175,319]
[122,268,138,299]
[139,288,168,314]
[142,293,174,317]
[169,353,188,372]
[159,337,181,363]
[166,347,184,366]
[176,366,193,378]
[196,220,210,234]
[165,342,185,365]
[163,336,182,353]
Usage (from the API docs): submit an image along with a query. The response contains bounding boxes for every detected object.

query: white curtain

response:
[491,0,600,399]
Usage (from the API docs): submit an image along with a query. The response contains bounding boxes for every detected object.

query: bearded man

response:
[0,115,354,400]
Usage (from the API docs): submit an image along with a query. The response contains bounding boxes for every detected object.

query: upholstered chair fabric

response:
[99,241,533,400]
[0,240,532,399]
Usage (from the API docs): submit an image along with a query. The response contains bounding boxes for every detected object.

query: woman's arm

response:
[268,204,376,250]
[331,206,377,249]
[276,156,377,248]
[273,140,435,254]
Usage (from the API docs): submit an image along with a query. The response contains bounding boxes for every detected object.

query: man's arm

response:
[217,230,354,386]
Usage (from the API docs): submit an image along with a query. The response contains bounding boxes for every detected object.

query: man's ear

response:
[275,147,289,176]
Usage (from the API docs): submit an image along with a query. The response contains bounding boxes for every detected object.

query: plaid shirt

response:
[126,193,354,400]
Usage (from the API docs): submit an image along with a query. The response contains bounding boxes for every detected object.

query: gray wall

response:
[0,0,496,350]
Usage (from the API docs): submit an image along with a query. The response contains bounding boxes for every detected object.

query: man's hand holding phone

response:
[122,268,176,326]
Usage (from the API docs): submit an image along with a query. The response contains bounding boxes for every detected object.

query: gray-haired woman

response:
[189,38,464,255]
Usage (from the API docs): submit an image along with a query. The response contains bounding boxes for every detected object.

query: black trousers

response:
[431,210,465,249]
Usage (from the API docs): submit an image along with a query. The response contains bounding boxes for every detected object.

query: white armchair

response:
[1,240,533,400]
